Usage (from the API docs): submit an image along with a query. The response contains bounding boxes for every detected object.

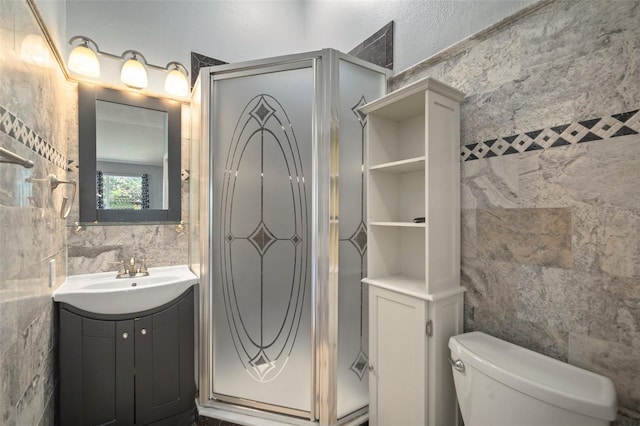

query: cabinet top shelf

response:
[362,274,466,301]
[360,77,464,121]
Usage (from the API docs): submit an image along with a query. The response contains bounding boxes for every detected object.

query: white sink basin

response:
[53,265,198,315]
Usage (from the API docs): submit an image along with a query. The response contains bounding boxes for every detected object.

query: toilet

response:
[449,332,617,426]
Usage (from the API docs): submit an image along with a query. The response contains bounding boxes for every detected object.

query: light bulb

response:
[68,44,100,78]
[164,68,189,96]
[120,57,148,89]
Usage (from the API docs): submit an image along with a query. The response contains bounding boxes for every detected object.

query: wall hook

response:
[50,174,77,219]
[176,220,185,233]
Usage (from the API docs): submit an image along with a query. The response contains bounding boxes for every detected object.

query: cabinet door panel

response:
[135,293,195,424]
[369,287,427,426]
[59,310,134,426]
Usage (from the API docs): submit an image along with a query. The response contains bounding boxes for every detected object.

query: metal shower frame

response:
[193,49,389,426]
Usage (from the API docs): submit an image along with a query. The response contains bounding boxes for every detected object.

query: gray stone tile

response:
[68,223,189,275]
[571,42,640,121]
[614,411,640,426]
[460,87,517,146]
[460,209,476,260]
[461,258,519,324]
[569,333,640,414]
[461,155,518,209]
[511,60,577,135]
[595,273,640,349]
[585,134,640,211]
[572,206,600,274]
[518,143,593,209]
[476,207,572,268]
[598,205,640,279]
[517,266,616,337]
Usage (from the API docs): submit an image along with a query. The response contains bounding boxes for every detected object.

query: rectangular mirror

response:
[78,84,181,222]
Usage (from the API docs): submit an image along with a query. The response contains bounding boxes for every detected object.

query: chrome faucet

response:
[110,257,152,278]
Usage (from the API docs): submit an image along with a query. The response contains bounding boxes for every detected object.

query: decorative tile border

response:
[461,109,640,161]
[0,104,68,170]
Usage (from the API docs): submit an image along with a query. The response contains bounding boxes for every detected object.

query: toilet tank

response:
[449,332,617,426]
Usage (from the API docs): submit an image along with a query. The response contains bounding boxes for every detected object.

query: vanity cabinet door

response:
[59,310,135,425]
[134,292,195,425]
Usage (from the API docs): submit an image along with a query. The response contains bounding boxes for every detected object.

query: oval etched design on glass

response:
[220,94,309,383]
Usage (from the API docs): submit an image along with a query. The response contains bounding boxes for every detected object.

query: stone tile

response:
[598,206,640,279]
[569,333,640,414]
[518,143,593,209]
[517,266,616,337]
[499,317,569,362]
[476,207,572,268]
[68,224,189,275]
[595,273,640,349]
[519,1,639,71]
[572,206,600,274]
[460,209,476,260]
[614,411,640,426]
[511,60,577,136]
[585,134,640,211]
[461,258,519,324]
[37,390,55,426]
[571,42,640,121]
[461,155,518,210]
[460,87,517,146]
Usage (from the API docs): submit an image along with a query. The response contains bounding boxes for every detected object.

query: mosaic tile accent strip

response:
[461,110,640,161]
[0,104,67,170]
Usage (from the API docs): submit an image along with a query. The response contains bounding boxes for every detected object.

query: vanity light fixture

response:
[67,35,190,96]
[120,50,148,89]
[68,36,100,78]
[164,62,189,97]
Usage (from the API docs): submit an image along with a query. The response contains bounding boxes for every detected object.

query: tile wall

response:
[0,0,75,423]
[390,0,640,423]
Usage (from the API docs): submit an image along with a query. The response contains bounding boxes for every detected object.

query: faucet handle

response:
[108,261,126,275]
[128,256,137,274]
[140,258,154,274]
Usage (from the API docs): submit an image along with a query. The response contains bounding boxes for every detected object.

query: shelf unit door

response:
[427,293,463,426]
[425,90,461,294]
[369,286,427,426]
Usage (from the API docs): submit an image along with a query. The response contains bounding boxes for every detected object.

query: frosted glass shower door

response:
[210,64,313,414]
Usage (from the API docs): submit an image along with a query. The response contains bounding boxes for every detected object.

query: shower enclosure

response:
[190,50,387,425]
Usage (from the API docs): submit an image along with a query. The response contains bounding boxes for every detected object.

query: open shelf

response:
[369,156,425,173]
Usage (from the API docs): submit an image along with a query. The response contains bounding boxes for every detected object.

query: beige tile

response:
[476,207,572,268]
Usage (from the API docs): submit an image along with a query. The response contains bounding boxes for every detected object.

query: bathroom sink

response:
[53,265,198,315]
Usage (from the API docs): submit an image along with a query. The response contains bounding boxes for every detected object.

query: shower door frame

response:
[195,49,390,425]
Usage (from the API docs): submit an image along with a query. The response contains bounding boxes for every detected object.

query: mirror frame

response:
[78,83,181,222]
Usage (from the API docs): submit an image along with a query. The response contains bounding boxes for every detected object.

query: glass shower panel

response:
[210,66,313,413]
[337,59,386,418]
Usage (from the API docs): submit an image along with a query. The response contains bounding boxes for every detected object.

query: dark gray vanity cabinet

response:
[59,289,195,425]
